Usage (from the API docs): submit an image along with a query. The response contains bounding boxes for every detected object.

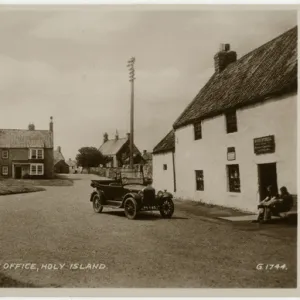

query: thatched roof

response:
[173,26,297,129]
[153,130,175,154]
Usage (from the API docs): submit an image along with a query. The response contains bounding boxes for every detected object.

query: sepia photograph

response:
[0,5,297,291]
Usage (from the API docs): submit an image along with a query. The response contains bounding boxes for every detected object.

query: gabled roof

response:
[0,129,53,148]
[142,151,152,161]
[173,26,297,129]
[153,130,175,154]
[54,150,65,165]
[66,159,77,167]
[99,138,128,156]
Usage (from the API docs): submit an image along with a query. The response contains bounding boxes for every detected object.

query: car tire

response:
[92,193,103,213]
[160,198,174,218]
[124,197,138,220]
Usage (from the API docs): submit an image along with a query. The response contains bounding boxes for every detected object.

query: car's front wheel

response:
[160,198,174,218]
[92,193,103,213]
[124,197,138,220]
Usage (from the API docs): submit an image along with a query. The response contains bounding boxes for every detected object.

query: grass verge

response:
[0,175,74,196]
[0,182,45,196]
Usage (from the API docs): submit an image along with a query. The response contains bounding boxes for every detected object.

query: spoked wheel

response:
[124,197,138,220]
[92,193,103,213]
[160,198,174,218]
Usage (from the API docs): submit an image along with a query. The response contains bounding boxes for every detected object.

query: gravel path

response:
[0,174,296,288]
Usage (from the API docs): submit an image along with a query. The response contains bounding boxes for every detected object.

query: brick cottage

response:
[0,117,54,179]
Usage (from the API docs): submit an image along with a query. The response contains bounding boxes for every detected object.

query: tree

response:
[76,147,108,172]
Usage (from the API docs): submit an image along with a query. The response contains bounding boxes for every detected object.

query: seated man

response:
[256,185,277,222]
[268,186,293,216]
[257,186,293,222]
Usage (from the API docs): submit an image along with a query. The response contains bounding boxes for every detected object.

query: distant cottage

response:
[142,150,152,164]
[66,158,78,174]
[0,117,54,179]
[54,146,69,174]
[152,130,175,193]
[99,132,142,168]
[153,26,297,212]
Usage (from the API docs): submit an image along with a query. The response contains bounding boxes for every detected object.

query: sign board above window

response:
[253,135,275,155]
[227,147,236,161]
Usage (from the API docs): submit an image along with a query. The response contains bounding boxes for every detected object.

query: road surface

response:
[0,174,297,288]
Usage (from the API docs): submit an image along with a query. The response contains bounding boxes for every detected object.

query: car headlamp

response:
[157,190,163,198]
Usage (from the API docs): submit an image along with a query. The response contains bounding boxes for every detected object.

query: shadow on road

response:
[0,272,62,288]
[0,272,36,288]
[101,210,188,220]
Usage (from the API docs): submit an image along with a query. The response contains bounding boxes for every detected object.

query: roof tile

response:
[0,129,53,148]
[153,130,175,154]
[99,138,128,156]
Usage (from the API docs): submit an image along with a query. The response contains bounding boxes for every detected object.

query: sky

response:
[0,7,296,160]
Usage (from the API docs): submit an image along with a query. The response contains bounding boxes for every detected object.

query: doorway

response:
[257,163,278,201]
[15,166,22,179]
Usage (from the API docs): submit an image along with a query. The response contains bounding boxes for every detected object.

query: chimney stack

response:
[214,43,237,73]
[28,123,35,131]
[57,146,61,153]
[49,116,53,132]
[103,132,108,143]
[126,133,130,140]
[115,130,119,140]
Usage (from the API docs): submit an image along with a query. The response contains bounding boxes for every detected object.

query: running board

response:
[104,200,123,208]
[103,205,123,209]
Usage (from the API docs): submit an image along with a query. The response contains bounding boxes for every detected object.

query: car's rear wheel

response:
[124,197,138,220]
[92,193,103,213]
[160,198,174,218]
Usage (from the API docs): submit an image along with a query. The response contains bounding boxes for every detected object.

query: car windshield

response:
[123,184,145,190]
[119,168,145,185]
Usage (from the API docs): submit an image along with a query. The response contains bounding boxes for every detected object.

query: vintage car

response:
[89,170,174,220]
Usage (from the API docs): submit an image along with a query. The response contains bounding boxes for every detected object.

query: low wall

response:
[90,163,152,180]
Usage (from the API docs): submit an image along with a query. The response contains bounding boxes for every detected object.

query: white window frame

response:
[30,163,44,176]
[2,165,8,176]
[227,164,241,193]
[2,150,8,159]
[195,170,204,191]
[29,148,44,160]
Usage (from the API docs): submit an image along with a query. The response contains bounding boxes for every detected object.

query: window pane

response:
[37,165,43,175]
[31,165,37,174]
[31,149,37,159]
[195,170,204,191]
[227,165,240,192]
[226,111,237,133]
[2,166,8,175]
[2,151,8,158]
[37,149,43,159]
[194,122,202,140]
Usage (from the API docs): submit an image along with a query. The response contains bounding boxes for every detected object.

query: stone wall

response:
[90,163,152,180]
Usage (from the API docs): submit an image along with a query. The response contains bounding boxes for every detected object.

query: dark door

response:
[15,167,22,179]
[258,163,278,201]
[106,185,124,201]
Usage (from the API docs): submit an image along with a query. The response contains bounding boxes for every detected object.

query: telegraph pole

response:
[127,57,135,169]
